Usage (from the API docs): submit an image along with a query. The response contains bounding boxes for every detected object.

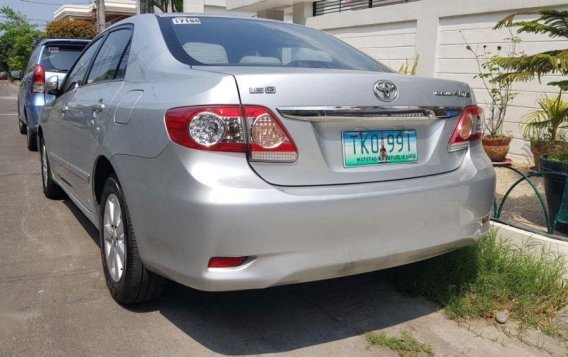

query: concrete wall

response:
[327,21,417,72]
[307,0,568,164]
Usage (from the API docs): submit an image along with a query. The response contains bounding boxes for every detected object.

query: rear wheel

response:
[27,127,37,151]
[100,175,166,304]
[18,120,26,135]
[40,137,63,199]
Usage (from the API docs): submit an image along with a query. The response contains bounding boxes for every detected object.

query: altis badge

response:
[433,90,471,98]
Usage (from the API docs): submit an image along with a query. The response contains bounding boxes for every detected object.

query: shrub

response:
[45,19,96,39]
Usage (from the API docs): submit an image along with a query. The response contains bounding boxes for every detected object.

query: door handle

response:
[91,101,105,113]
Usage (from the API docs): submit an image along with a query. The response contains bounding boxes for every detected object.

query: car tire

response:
[100,174,166,304]
[40,137,64,199]
[18,120,27,135]
[27,128,37,151]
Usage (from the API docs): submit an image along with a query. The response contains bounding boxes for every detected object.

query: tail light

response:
[448,105,483,152]
[32,65,45,93]
[165,106,246,152]
[165,105,298,162]
[245,106,298,162]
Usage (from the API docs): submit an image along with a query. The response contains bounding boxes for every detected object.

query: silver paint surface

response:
[39,14,496,291]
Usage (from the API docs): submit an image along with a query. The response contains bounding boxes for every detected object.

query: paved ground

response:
[0,83,566,356]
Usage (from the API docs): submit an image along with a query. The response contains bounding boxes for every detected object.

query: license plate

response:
[342,129,418,167]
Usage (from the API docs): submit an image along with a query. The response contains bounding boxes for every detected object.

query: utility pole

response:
[96,0,106,33]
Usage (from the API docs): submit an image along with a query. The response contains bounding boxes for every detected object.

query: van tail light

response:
[448,105,483,152]
[32,65,45,93]
[165,105,298,162]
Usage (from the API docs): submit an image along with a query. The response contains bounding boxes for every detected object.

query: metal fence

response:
[313,0,419,16]
[491,164,568,241]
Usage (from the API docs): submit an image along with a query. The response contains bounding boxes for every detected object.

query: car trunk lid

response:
[194,67,474,186]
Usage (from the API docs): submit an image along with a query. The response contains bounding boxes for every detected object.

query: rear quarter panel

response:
[108,16,241,159]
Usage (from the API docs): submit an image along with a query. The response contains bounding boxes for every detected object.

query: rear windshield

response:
[158,16,388,71]
[40,45,85,73]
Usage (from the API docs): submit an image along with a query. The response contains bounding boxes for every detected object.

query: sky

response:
[0,0,93,27]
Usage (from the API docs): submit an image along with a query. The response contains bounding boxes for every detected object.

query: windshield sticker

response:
[172,17,201,25]
[48,47,59,53]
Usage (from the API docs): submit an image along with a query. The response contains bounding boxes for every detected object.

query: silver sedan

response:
[38,14,495,304]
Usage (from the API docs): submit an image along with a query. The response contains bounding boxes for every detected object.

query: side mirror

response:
[10,70,21,80]
[45,75,59,95]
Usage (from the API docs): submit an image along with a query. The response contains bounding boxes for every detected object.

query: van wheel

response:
[40,138,63,199]
[19,120,27,135]
[100,175,166,304]
[27,128,37,151]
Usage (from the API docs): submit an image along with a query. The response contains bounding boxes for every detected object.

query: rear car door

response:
[65,26,132,209]
[44,37,103,183]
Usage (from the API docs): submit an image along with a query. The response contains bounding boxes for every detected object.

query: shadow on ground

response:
[63,199,100,247]
[62,197,439,355]
[130,273,437,355]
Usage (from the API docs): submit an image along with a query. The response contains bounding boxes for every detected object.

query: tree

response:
[45,19,97,39]
[0,7,42,73]
[147,0,183,13]
[493,9,568,91]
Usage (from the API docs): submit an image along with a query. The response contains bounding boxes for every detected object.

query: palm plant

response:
[493,9,568,91]
[398,54,419,76]
[523,91,568,143]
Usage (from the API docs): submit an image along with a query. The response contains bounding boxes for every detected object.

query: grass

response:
[392,230,568,331]
[366,330,433,356]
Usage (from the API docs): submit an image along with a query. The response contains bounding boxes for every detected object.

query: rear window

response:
[40,45,86,73]
[158,16,388,72]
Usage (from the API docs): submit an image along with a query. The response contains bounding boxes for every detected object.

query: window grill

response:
[313,0,418,17]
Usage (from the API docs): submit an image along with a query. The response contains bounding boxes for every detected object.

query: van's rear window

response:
[40,46,84,73]
[158,16,388,71]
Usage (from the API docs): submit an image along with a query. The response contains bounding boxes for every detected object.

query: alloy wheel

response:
[41,142,48,188]
[103,194,126,282]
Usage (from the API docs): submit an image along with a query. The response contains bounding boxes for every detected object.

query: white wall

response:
[327,21,417,72]
[307,0,568,164]
[436,11,567,162]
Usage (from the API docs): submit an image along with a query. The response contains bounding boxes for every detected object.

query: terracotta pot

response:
[530,142,554,172]
[482,136,512,162]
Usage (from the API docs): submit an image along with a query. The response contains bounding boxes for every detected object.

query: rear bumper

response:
[112,141,495,291]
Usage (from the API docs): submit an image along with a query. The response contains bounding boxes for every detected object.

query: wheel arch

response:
[93,156,117,206]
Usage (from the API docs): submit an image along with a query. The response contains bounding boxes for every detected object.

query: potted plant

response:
[464,33,519,162]
[543,144,568,234]
[493,9,568,233]
[522,92,568,171]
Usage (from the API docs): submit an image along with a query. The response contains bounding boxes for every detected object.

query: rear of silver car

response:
[114,15,495,291]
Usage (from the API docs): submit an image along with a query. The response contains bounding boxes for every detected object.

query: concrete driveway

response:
[0,83,565,356]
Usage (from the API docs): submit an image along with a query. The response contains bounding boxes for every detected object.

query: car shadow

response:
[62,199,100,247]
[60,198,439,355]
[127,271,438,355]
